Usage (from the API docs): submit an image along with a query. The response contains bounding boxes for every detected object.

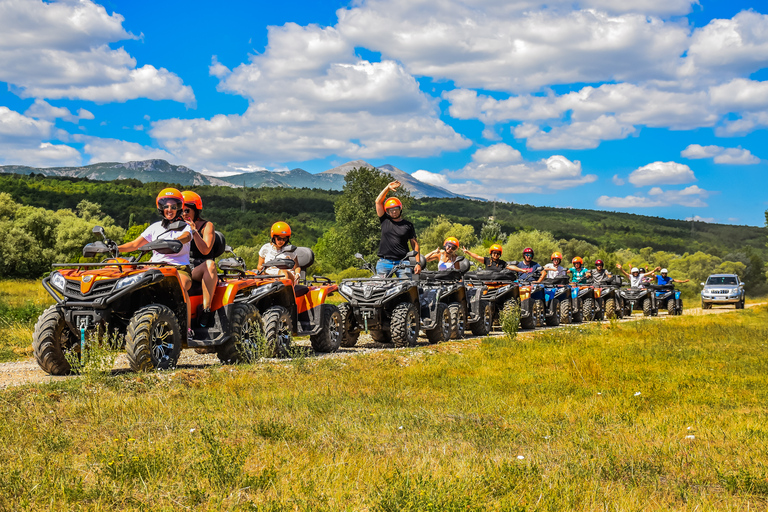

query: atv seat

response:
[541,277,569,286]
[188,279,204,297]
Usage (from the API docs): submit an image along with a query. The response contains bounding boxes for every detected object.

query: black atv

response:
[337,252,420,348]
[539,277,571,326]
[464,268,521,330]
[568,282,597,322]
[619,286,655,317]
[590,275,625,320]
[650,284,683,316]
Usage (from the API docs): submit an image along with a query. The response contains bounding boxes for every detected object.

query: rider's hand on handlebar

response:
[414,264,421,274]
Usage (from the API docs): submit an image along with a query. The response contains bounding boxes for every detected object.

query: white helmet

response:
[631,267,639,273]
[661,268,668,274]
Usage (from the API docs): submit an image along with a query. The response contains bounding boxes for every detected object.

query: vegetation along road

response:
[0,302,760,389]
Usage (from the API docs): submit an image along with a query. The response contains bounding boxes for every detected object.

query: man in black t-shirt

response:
[375,181,421,277]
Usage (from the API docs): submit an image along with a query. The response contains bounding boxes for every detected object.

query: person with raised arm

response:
[462,243,510,272]
[374,181,420,277]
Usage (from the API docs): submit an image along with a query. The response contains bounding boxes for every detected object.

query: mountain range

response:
[0,159,478,200]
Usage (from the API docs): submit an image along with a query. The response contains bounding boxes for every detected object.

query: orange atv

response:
[230,245,342,357]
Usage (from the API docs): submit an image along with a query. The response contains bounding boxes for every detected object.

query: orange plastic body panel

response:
[58,265,186,302]
[295,284,338,315]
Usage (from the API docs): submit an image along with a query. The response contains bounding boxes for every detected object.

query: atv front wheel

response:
[605,298,617,319]
[582,298,595,322]
[337,303,360,347]
[559,299,572,324]
[448,302,466,339]
[263,306,293,357]
[426,302,451,343]
[533,299,546,327]
[667,298,676,316]
[391,302,419,348]
[545,301,560,326]
[310,305,342,353]
[217,304,263,364]
[642,298,652,317]
[126,304,182,372]
[470,301,494,336]
[33,306,80,375]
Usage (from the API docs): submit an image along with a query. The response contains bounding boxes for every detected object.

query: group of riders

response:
[375,180,689,288]
[121,182,689,338]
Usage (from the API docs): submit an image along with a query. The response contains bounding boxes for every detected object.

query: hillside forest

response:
[0,171,766,299]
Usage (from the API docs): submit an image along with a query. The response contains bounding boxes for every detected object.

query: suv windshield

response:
[706,276,738,285]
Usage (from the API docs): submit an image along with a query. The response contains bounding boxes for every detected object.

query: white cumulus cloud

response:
[79,136,175,164]
[0,0,194,105]
[681,144,759,164]
[628,161,696,187]
[597,184,710,208]
[412,170,449,187]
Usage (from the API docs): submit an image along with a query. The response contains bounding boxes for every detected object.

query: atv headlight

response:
[50,272,66,291]
[340,284,353,297]
[115,274,143,291]
[385,285,403,297]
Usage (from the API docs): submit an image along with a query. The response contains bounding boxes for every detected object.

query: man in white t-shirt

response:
[538,251,568,282]
[616,264,660,288]
[118,188,194,337]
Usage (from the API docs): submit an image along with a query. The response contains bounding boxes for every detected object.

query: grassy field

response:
[0,280,53,362]
[0,303,766,510]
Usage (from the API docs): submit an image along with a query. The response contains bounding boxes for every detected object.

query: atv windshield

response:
[706,276,738,285]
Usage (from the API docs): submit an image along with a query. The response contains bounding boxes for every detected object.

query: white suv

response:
[700,274,745,309]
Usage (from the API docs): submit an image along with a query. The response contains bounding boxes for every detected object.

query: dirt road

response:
[1,302,761,389]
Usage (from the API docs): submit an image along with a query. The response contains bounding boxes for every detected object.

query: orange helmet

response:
[156,188,183,210]
[489,244,503,255]
[181,190,202,211]
[271,221,291,238]
[551,252,563,261]
[384,197,402,210]
[443,237,459,248]
[572,256,583,265]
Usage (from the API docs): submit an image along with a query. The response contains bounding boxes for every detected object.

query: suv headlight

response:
[50,272,66,291]
[115,274,143,291]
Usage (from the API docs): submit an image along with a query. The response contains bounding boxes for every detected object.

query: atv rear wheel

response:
[677,298,684,314]
[33,305,79,376]
[470,301,494,336]
[448,302,466,339]
[533,299,546,327]
[126,304,182,372]
[263,306,292,358]
[605,298,617,319]
[217,304,263,364]
[391,302,419,348]
[582,298,595,322]
[559,299,572,324]
[310,305,342,353]
[642,298,652,316]
[337,303,360,347]
[426,302,451,343]
[370,329,391,344]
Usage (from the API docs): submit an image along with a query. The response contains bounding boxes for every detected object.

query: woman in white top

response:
[118,188,194,336]
[616,264,660,287]
[257,222,300,282]
[425,237,461,271]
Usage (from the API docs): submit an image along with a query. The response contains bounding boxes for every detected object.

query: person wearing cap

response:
[508,247,542,283]
[616,264,660,287]
[426,237,462,270]
[462,244,510,272]
[375,181,420,277]
[656,268,689,286]
[590,259,613,284]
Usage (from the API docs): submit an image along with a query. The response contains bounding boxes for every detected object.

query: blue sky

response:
[1,0,767,226]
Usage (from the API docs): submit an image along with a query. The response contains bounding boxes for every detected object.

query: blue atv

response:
[539,277,571,326]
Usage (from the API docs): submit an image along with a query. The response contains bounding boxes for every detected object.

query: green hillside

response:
[1,173,765,257]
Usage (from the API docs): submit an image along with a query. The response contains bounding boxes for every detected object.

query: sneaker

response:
[187,327,195,341]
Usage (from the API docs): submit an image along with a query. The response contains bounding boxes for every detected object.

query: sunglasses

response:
[523,253,533,257]
[596,264,603,267]
[490,252,501,256]
[162,204,181,211]
[275,236,289,241]
[445,244,457,251]
[182,208,193,214]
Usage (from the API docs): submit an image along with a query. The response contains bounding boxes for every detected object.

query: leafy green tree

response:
[479,216,506,246]
[417,215,476,269]
[502,230,560,263]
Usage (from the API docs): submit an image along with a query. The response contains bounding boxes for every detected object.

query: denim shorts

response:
[375,258,413,278]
